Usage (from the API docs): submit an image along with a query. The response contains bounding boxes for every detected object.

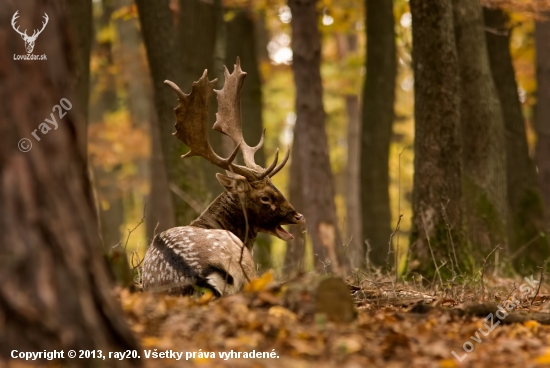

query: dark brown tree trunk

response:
[67,0,92,161]
[536,13,550,234]
[285,132,306,274]
[225,9,272,269]
[484,8,549,271]
[147,110,176,237]
[114,0,151,130]
[111,0,173,244]
[179,0,227,201]
[345,93,362,269]
[0,1,140,364]
[333,33,363,270]
[409,0,465,275]
[453,0,508,263]
[136,0,209,227]
[289,0,346,274]
[360,0,396,268]
[179,0,218,88]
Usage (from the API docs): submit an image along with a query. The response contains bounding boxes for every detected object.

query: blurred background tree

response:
[360,0,396,270]
[409,0,464,277]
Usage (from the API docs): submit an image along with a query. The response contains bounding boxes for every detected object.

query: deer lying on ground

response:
[142,59,305,296]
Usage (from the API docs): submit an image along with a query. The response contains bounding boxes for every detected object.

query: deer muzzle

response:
[273,212,305,241]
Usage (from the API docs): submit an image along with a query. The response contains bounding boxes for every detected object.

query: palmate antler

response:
[164,58,289,181]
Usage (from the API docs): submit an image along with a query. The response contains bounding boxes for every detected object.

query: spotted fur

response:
[142,227,255,296]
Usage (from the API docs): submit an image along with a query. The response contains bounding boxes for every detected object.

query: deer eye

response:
[260,196,270,204]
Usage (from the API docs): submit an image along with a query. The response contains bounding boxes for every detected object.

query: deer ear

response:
[216,173,249,193]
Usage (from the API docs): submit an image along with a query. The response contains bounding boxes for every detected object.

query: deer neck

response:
[190,191,257,249]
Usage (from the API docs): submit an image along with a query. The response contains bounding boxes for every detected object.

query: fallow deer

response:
[142,59,305,296]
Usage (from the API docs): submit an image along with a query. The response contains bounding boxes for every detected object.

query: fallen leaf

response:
[245,270,274,292]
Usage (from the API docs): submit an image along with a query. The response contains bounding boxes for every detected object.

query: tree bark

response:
[110,0,173,243]
[453,0,508,262]
[346,93,363,269]
[113,0,151,130]
[147,110,176,238]
[0,1,140,364]
[409,0,465,275]
[536,13,550,234]
[136,0,209,227]
[67,0,92,162]
[178,0,228,201]
[484,8,548,270]
[289,0,347,274]
[360,0,396,268]
[225,9,272,270]
[285,132,306,274]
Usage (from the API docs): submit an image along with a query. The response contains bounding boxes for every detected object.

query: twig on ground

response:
[153,221,160,238]
[441,199,460,275]
[405,240,415,276]
[531,260,546,307]
[396,147,405,283]
[386,214,403,277]
[506,283,517,301]
[123,204,146,251]
[316,256,332,274]
[420,213,443,289]
[433,261,447,290]
[480,244,501,301]
[365,240,372,272]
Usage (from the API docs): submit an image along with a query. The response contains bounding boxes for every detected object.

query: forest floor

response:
[119,271,550,368]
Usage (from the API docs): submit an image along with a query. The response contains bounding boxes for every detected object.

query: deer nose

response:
[294,213,304,223]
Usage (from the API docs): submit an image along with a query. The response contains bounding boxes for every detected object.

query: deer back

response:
[142,226,256,296]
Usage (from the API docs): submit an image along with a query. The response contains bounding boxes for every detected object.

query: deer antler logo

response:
[11,10,49,54]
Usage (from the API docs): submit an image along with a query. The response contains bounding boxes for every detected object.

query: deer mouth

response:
[275,225,294,241]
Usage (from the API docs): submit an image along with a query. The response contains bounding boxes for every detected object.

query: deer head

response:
[11,11,49,54]
[164,58,305,246]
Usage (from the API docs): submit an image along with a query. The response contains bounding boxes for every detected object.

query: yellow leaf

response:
[141,337,160,347]
[198,291,214,305]
[534,349,550,364]
[524,320,539,333]
[439,359,458,368]
[268,306,297,321]
[101,199,110,211]
[245,270,274,292]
